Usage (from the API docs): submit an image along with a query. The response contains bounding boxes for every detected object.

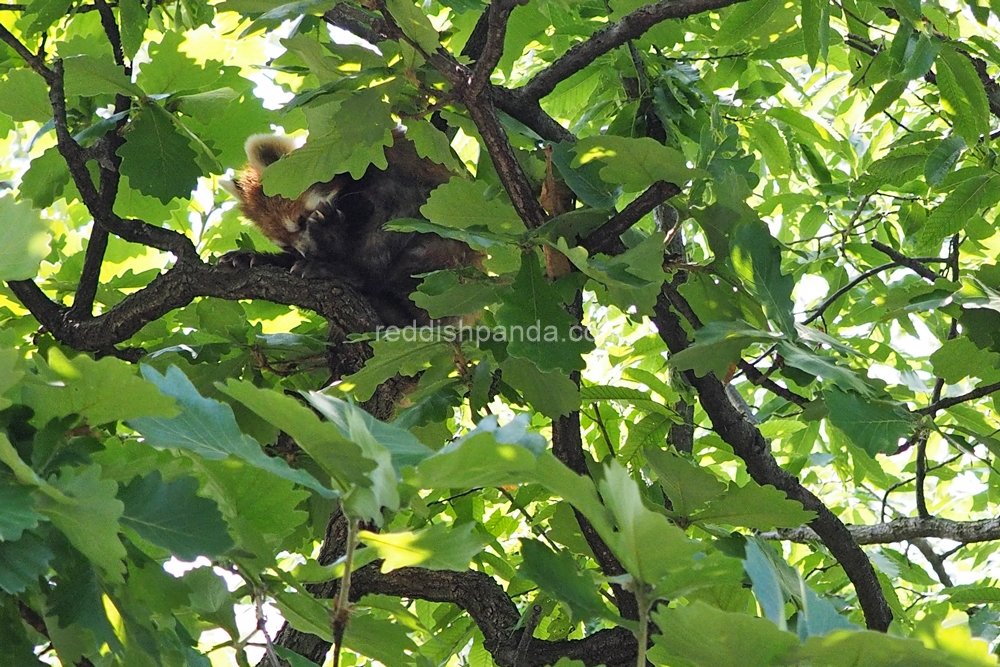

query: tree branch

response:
[0,23,52,79]
[582,181,680,255]
[761,514,1000,546]
[468,0,521,96]
[349,565,638,667]
[917,380,1000,415]
[870,240,940,282]
[652,296,893,631]
[48,60,197,261]
[521,0,752,103]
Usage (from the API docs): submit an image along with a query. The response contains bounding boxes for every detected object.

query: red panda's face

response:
[221,134,344,255]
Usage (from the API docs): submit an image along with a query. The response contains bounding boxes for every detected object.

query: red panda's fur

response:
[220,130,482,327]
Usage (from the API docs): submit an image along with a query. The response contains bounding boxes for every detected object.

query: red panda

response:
[220,130,482,326]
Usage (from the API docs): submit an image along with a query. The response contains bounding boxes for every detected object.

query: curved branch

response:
[349,565,638,667]
[521,0,752,103]
[652,296,893,631]
[7,262,381,353]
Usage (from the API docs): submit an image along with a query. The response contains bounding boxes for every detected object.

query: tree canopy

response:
[2,0,1000,666]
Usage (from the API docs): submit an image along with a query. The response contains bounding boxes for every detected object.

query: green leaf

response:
[797,629,987,666]
[864,79,907,121]
[713,0,783,47]
[825,387,915,456]
[63,55,143,97]
[117,104,203,203]
[303,391,434,471]
[0,69,52,122]
[669,320,780,378]
[645,448,727,517]
[23,348,178,426]
[119,471,234,559]
[405,118,460,172]
[118,0,147,59]
[338,338,451,402]
[751,117,791,176]
[550,141,621,209]
[947,585,1000,604]
[929,337,1000,383]
[0,195,50,281]
[519,539,616,623]
[39,466,127,581]
[936,45,990,145]
[136,31,223,94]
[694,481,816,529]
[361,523,484,572]
[0,483,45,541]
[0,434,73,504]
[776,341,873,395]
[649,602,799,667]
[743,539,789,629]
[416,415,544,488]
[0,349,24,411]
[19,146,70,208]
[413,271,501,318]
[494,254,594,374]
[801,0,830,68]
[556,232,667,316]
[196,458,309,559]
[384,0,441,53]
[0,531,53,594]
[597,462,704,587]
[918,173,1000,248]
[500,356,581,419]
[574,136,699,192]
[342,614,419,667]
[420,177,525,234]
[619,412,672,462]
[220,380,375,488]
[924,135,966,187]
[731,220,796,335]
[898,33,941,81]
[128,366,338,498]
[262,90,395,196]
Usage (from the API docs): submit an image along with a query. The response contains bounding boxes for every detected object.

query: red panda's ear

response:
[245,134,296,171]
[219,177,241,199]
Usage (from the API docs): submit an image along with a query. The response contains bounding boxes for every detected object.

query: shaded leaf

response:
[0,483,44,541]
[119,471,234,559]
[825,387,915,456]
[520,539,616,622]
[129,366,337,498]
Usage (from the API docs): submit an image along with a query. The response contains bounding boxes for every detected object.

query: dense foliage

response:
[2,0,1000,665]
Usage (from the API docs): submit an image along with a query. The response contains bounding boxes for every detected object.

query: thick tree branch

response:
[8,263,380,353]
[761,515,1000,546]
[521,0,752,103]
[468,0,521,96]
[464,99,549,229]
[349,565,638,667]
[652,296,893,631]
